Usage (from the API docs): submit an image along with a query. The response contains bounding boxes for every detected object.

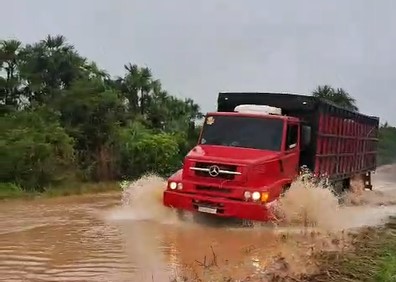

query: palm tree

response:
[0,39,22,108]
[312,85,359,111]
[80,61,109,81]
[123,63,153,115]
[19,34,86,106]
[312,85,334,99]
[0,39,21,80]
[139,67,152,115]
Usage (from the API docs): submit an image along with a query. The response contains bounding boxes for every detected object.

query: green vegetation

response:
[313,84,359,111]
[1,35,395,198]
[1,35,201,197]
[0,181,120,200]
[310,226,396,282]
[378,124,396,165]
[1,35,396,282]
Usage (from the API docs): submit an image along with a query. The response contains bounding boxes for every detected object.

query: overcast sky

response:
[2,0,396,124]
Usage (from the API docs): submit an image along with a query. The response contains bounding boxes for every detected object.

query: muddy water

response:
[1,169,396,282]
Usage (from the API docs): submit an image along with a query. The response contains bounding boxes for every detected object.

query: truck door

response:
[282,123,300,178]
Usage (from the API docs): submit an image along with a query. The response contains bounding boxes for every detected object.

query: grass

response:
[43,181,121,197]
[308,223,396,282]
[0,182,26,199]
[0,181,121,200]
[374,252,396,282]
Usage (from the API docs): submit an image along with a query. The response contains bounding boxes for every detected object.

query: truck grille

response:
[196,185,232,194]
[190,162,240,180]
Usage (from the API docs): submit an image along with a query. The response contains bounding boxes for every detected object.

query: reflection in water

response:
[0,168,395,281]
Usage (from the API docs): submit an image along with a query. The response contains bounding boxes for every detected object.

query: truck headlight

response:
[244,191,252,200]
[252,191,261,201]
[177,183,183,190]
[169,182,177,190]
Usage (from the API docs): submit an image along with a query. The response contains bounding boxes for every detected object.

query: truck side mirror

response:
[301,125,311,149]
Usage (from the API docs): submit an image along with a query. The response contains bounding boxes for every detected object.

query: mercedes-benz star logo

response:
[208,165,220,177]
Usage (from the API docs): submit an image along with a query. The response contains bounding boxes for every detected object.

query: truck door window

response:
[286,124,298,150]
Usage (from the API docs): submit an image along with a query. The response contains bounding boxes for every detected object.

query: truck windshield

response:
[199,115,284,151]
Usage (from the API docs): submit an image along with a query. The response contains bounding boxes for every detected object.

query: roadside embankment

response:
[0,181,121,200]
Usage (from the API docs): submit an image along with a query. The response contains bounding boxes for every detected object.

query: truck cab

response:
[163,104,310,222]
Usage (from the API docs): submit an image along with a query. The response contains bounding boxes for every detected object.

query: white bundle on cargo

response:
[234,104,282,115]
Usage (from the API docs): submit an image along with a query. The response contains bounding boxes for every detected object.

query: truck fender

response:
[266,178,292,199]
[168,169,183,182]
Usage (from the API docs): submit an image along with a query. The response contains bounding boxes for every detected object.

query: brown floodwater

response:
[1,166,396,282]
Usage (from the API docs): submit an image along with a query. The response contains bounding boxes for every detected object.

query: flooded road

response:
[0,194,130,281]
[1,167,396,282]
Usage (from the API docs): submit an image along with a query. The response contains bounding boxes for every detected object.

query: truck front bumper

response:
[163,190,274,222]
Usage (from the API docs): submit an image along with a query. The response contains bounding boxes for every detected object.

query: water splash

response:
[104,175,182,281]
[250,169,396,279]
[271,169,396,228]
[106,174,180,224]
[104,166,396,280]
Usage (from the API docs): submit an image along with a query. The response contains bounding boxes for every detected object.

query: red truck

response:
[163,92,380,222]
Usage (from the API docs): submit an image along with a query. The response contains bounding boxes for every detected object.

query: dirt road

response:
[0,166,395,281]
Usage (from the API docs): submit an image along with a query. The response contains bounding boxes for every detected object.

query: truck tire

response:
[342,178,351,191]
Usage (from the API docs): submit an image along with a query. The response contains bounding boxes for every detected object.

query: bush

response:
[378,125,396,165]
[0,182,24,198]
[0,109,76,191]
[116,122,181,179]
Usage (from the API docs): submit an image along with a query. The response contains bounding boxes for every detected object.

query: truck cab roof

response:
[206,111,300,123]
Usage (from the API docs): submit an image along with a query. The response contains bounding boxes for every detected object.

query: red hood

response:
[186,145,280,165]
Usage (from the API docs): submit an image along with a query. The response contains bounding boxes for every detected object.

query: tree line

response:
[1,35,395,193]
[0,35,202,192]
